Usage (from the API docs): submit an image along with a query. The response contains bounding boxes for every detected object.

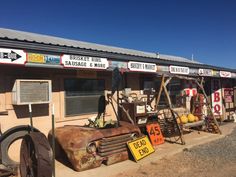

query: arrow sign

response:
[1,50,22,62]
[0,48,26,64]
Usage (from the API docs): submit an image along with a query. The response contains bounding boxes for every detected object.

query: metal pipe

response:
[52,104,56,177]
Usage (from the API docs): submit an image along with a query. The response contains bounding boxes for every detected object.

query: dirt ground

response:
[114,127,236,177]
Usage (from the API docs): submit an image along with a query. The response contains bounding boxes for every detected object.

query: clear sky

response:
[0,0,235,69]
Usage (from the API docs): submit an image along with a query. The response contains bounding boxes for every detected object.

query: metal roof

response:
[0,28,200,64]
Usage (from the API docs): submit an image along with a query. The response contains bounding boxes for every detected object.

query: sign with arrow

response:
[0,48,26,65]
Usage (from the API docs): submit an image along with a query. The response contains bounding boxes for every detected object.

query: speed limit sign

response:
[146,123,164,146]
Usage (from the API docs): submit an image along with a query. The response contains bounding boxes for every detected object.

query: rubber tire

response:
[20,132,52,177]
[0,125,39,166]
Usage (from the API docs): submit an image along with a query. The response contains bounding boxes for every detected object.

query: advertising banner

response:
[169,65,189,75]
[61,55,108,69]
[128,61,156,72]
[27,53,60,65]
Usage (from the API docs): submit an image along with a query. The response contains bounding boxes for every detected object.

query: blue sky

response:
[0,0,235,69]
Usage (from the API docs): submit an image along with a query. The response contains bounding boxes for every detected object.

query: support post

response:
[52,104,56,177]
[28,104,33,131]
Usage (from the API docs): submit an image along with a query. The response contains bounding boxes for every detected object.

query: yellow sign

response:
[27,53,45,63]
[127,136,155,161]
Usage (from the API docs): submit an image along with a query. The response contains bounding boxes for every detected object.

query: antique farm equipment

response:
[20,132,52,177]
[0,125,40,177]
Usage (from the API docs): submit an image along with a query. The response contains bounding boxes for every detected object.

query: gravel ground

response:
[114,127,236,177]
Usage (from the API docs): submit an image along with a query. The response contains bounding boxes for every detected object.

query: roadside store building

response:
[0,28,235,138]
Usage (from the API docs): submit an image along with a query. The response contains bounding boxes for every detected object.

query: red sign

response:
[211,80,223,116]
[146,123,164,146]
[224,88,233,103]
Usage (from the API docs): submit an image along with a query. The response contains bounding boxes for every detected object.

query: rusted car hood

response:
[54,121,140,150]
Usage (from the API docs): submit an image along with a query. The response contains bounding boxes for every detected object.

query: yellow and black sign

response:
[127,136,155,161]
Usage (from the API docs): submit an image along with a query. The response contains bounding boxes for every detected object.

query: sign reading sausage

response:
[61,55,108,69]
[127,136,155,161]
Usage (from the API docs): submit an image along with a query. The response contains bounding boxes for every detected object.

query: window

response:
[64,78,105,116]
[167,79,181,107]
[143,78,182,108]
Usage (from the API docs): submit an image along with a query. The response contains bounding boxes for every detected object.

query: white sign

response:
[220,71,231,78]
[61,55,108,69]
[169,65,189,75]
[128,61,156,72]
[198,69,213,76]
[211,79,223,116]
[0,48,26,65]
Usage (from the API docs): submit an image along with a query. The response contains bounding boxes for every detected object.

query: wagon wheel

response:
[157,108,185,145]
[20,132,52,177]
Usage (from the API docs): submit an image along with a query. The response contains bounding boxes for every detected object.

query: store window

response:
[167,79,182,107]
[143,78,182,107]
[64,78,105,116]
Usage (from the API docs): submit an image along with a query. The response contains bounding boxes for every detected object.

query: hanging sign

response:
[127,136,155,161]
[184,80,197,96]
[0,48,26,65]
[27,53,60,64]
[146,123,164,146]
[198,69,213,76]
[220,71,231,78]
[224,88,233,103]
[61,55,108,69]
[169,65,189,75]
[211,79,223,116]
[128,61,156,72]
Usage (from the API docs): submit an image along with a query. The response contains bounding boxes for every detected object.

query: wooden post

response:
[195,80,222,134]
[155,74,165,109]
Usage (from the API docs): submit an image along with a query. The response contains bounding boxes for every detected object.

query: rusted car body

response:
[52,121,141,172]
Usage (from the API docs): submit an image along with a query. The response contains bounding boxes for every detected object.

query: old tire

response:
[20,132,52,177]
[0,125,39,166]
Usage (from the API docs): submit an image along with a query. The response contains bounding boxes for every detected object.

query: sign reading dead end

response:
[127,136,155,161]
[0,48,26,65]
[61,55,108,69]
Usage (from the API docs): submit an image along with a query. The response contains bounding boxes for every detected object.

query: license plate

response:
[137,117,147,124]
[127,136,155,161]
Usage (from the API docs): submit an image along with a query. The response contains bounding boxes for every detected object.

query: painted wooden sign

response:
[27,53,60,64]
[211,79,223,116]
[169,65,189,75]
[220,71,231,78]
[198,69,213,76]
[128,61,157,72]
[61,55,108,69]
